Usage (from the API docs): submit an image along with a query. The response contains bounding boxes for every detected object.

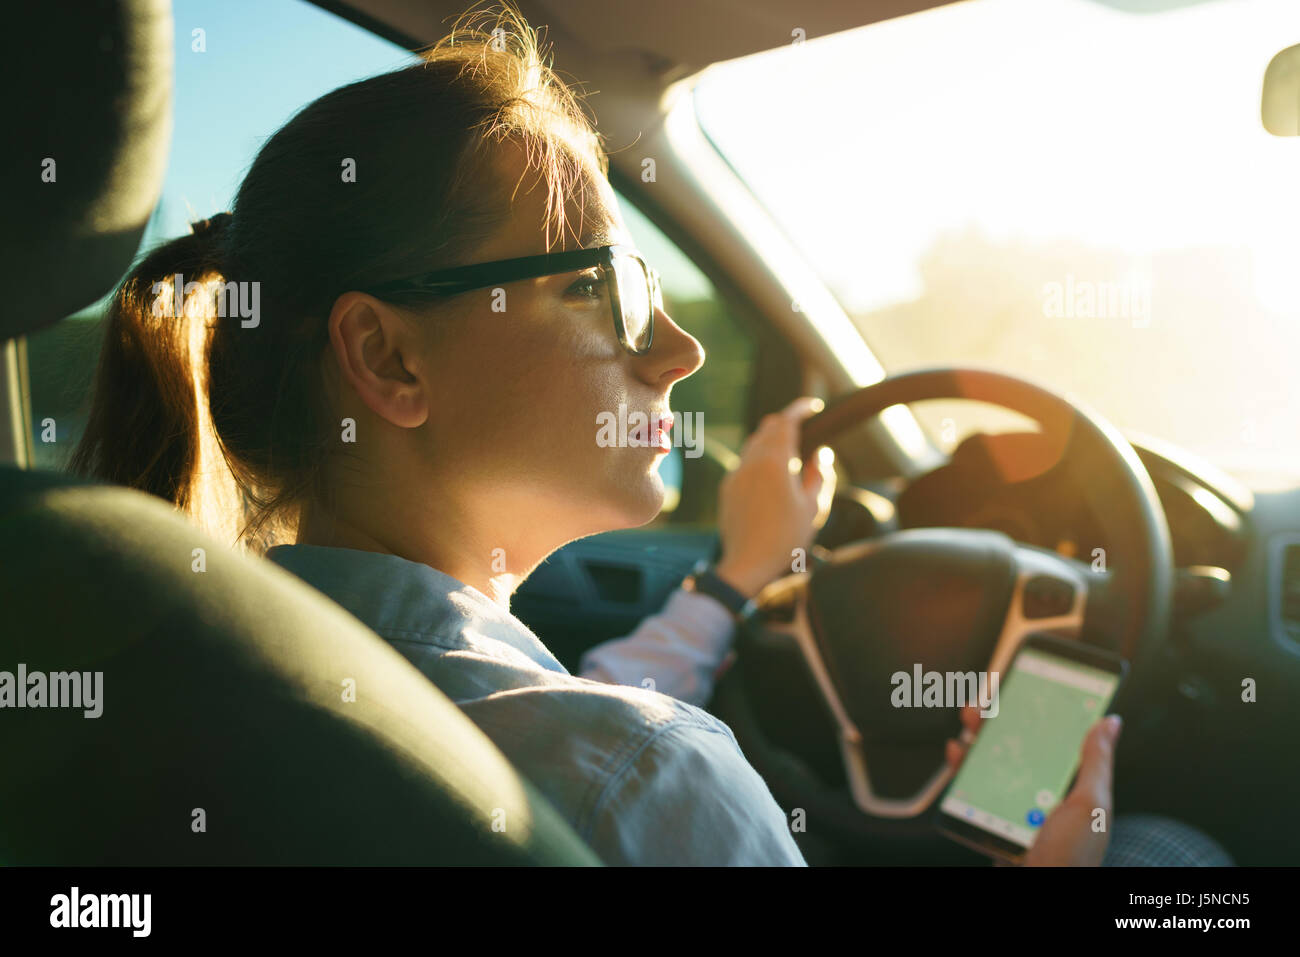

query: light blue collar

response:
[265,544,568,675]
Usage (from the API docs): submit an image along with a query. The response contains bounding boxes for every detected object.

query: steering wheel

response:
[710,368,1174,832]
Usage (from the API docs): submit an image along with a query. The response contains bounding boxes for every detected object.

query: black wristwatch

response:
[681,559,757,622]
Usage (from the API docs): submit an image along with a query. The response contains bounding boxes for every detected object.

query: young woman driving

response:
[71,5,1209,866]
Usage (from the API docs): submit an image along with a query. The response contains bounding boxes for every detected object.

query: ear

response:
[326,291,430,429]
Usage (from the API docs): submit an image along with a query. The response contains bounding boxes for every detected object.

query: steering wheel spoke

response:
[986,545,1089,678]
[753,568,959,818]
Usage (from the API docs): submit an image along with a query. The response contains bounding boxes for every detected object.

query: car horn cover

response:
[805,527,1018,745]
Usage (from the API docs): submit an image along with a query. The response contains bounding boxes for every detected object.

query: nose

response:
[634,305,704,387]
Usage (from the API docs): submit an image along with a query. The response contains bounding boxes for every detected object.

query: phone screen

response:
[938,645,1120,850]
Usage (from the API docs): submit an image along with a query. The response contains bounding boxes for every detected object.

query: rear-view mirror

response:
[1262,43,1300,135]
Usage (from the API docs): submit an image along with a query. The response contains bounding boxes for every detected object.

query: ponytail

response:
[70,214,232,513]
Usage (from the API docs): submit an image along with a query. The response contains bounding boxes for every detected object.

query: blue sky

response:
[152,0,416,241]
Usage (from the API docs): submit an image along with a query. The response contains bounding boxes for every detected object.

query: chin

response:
[629,474,667,526]
[590,469,665,533]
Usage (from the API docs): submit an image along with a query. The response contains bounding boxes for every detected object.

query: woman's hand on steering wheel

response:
[945,705,1124,866]
[714,397,837,598]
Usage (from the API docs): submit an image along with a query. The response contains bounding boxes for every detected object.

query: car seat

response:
[0,0,598,866]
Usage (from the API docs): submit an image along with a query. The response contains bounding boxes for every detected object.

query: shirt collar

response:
[264,543,568,675]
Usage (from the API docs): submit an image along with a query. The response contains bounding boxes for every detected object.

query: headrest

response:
[1,0,172,340]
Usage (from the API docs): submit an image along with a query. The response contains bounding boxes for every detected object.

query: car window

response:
[695,0,1300,487]
[22,0,412,470]
[616,193,756,528]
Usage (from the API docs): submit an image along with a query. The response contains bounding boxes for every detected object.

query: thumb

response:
[1070,714,1121,812]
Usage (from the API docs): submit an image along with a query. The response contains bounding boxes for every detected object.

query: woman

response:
[70,4,1214,867]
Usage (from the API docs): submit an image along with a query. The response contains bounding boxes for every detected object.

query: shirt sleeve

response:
[576,587,736,707]
[585,719,807,866]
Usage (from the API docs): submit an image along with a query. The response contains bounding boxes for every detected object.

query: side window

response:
[21,0,411,470]
[616,193,756,528]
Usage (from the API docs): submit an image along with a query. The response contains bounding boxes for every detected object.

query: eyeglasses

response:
[359,243,661,355]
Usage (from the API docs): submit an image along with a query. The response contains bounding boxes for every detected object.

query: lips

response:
[631,411,673,448]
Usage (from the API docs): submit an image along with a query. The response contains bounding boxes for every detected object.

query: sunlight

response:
[695,0,1300,478]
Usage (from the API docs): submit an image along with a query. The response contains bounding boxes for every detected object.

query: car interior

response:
[3,0,1298,866]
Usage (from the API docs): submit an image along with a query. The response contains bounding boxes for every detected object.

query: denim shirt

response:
[265,544,806,866]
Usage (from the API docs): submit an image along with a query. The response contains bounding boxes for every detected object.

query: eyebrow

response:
[583,223,617,249]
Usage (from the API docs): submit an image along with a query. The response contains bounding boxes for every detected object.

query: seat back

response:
[0,0,598,865]
[0,467,598,864]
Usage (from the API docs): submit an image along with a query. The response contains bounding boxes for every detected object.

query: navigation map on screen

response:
[939,647,1120,847]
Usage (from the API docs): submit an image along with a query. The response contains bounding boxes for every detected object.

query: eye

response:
[566,270,604,301]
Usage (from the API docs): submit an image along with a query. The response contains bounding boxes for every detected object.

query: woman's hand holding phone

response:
[945,706,1124,866]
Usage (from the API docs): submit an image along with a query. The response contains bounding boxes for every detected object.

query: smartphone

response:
[935,633,1128,864]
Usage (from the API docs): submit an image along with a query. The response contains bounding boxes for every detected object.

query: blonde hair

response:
[432,2,609,253]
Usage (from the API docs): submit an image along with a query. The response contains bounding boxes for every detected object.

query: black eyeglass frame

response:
[359,243,661,355]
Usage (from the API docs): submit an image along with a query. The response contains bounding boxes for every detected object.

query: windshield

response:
[695,0,1300,485]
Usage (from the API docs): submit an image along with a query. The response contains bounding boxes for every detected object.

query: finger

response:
[945,738,966,771]
[1070,714,1121,811]
[802,445,835,491]
[780,396,824,423]
[811,450,837,526]
[801,448,832,494]
[741,399,827,476]
[745,398,822,458]
[739,407,796,451]
[786,398,825,467]
[959,704,982,735]
[743,411,798,458]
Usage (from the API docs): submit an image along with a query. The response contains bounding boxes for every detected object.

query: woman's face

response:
[403,142,705,544]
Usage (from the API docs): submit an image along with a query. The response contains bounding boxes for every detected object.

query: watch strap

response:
[683,560,756,621]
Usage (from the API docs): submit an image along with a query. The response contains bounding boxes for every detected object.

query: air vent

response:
[1280,543,1300,642]
[582,562,642,604]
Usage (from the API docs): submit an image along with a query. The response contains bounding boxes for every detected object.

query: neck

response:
[295,497,547,609]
